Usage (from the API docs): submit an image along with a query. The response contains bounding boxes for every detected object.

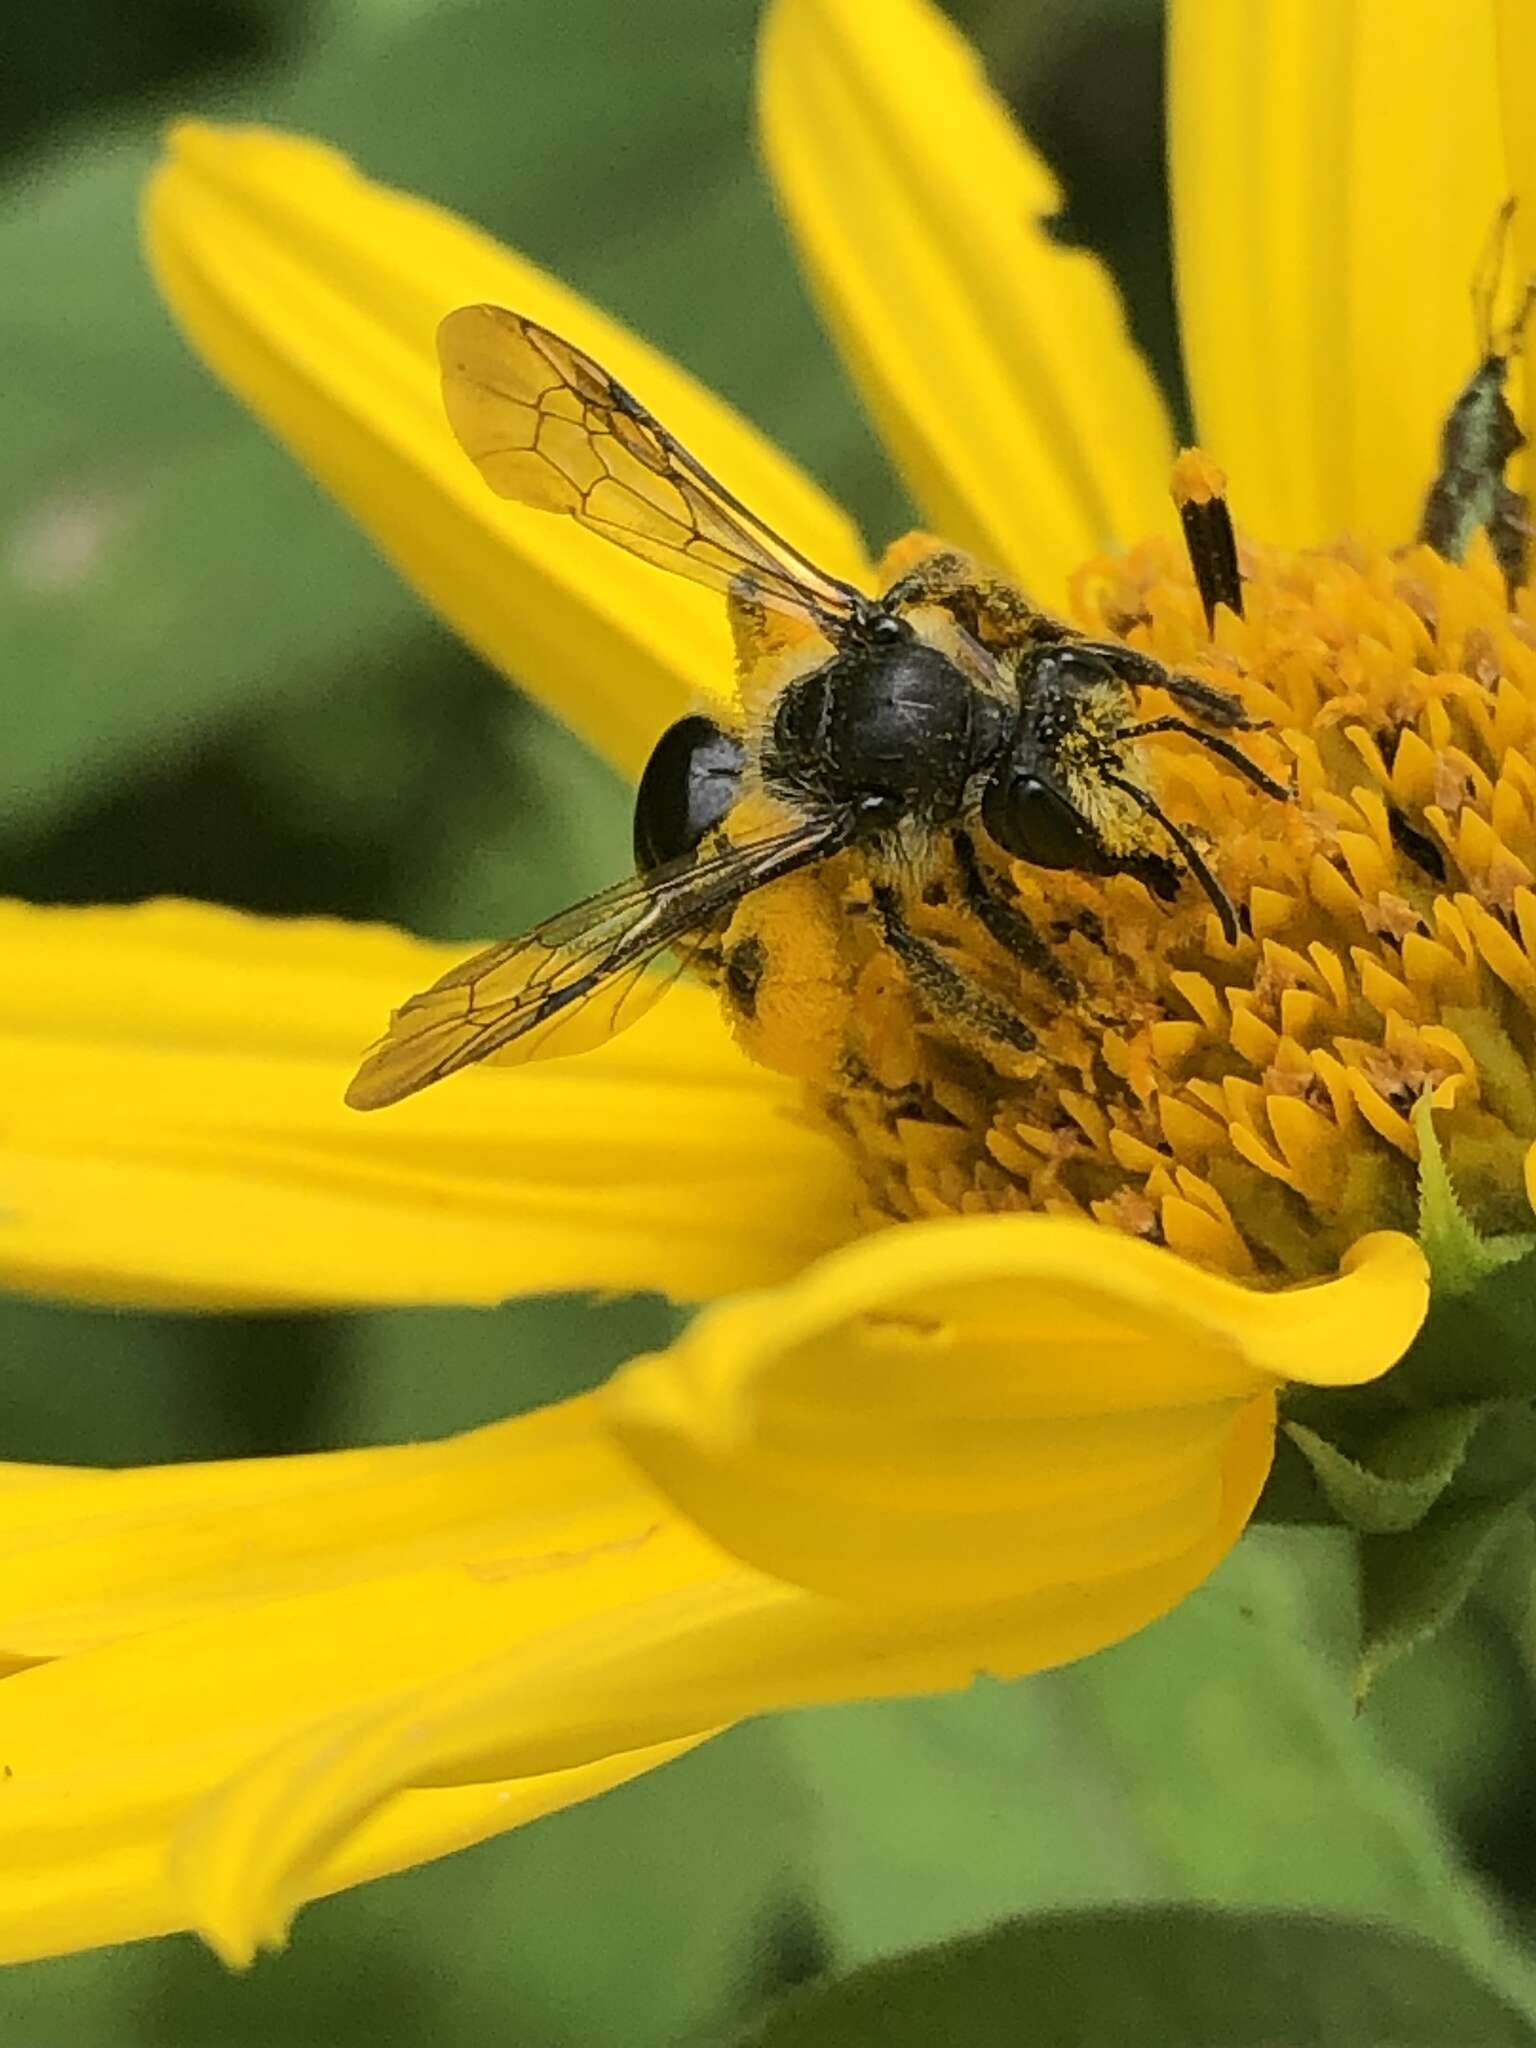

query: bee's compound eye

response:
[981,761,1108,873]
[633,715,747,872]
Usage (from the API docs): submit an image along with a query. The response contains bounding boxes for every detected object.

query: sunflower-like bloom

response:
[15,0,1536,1966]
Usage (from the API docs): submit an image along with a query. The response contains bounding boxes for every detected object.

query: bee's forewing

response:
[344,939,674,1109]
[346,808,856,1109]
[438,305,867,633]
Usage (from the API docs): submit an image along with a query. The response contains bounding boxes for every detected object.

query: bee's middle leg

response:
[872,884,1038,1056]
[950,831,1076,1002]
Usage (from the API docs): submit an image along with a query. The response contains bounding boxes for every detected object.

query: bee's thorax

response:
[762,637,1009,835]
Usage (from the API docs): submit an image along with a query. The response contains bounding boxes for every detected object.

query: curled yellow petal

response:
[0,1399,675,1661]
[0,1396,718,1962]
[0,898,859,1310]
[0,1376,1256,1965]
[171,1404,1265,1966]
[602,1218,1428,1605]
[145,121,870,776]
[1170,0,1507,546]
[759,0,1173,602]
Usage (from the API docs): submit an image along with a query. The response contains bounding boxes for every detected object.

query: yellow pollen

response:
[1170,445,1230,508]
[717,515,1536,1283]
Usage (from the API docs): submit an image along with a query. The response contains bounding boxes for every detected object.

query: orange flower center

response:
[716,508,1536,1283]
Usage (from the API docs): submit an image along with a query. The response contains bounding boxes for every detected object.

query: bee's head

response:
[980,643,1268,944]
[846,597,913,649]
[979,650,1121,874]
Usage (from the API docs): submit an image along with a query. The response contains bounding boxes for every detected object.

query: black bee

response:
[1419,198,1535,596]
[346,308,1285,1110]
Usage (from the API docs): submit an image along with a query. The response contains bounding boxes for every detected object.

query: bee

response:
[345,307,1286,1111]
[1419,198,1535,596]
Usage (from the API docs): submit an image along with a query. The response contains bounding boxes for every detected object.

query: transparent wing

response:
[346,810,855,1110]
[438,305,871,636]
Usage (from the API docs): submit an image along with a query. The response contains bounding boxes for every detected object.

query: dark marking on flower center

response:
[1388,803,1448,882]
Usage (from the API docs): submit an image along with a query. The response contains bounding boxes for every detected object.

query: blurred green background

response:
[5,0,1536,2040]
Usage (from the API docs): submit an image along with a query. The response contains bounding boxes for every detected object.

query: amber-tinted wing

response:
[346,809,855,1110]
[438,305,870,636]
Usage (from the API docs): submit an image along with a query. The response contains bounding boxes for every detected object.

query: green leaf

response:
[0,137,422,834]
[1480,1505,1536,1683]
[771,1538,1536,2013]
[730,1910,1536,2047]
[0,1293,349,1463]
[339,1289,680,1440]
[1414,1097,1534,1296]
[1357,1493,1533,1704]
[1283,1405,1490,1534]
[0,0,895,835]
[1392,1255,1536,1405]
[1367,1597,1532,1838]
[1250,1426,1337,1523]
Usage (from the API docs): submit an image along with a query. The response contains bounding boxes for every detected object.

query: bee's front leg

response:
[1071,640,1258,730]
[1117,716,1291,801]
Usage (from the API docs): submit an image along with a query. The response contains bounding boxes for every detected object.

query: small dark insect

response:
[346,309,1286,1110]
[1172,449,1244,632]
[1419,198,1535,596]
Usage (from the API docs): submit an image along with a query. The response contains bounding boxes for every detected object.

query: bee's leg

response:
[950,830,1077,1001]
[1101,773,1243,943]
[1108,845,1182,908]
[1159,671,1262,728]
[879,549,976,608]
[1120,716,1292,800]
[1104,837,1245,941]
[882,551,1063,653]
[1490,479,1531,598]
[872,885,1038,1055]
[1072,641,1258,729]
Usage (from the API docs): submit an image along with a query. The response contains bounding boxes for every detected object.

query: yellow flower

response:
[24,0,1536,1967]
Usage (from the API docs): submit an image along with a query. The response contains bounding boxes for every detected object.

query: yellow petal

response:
[758,0,1173,603]
[1497,0,1536,451]
[0,898,859,1310]
[1170,0,1508,547]
[0,1396,686,1660]
[0,1380,1253,1964]
[174,1456,1256,1969]
[145,122,871,777]
[0,1721,696,1967]
[0,1395,718,1960]
[603,1219,1428,1605]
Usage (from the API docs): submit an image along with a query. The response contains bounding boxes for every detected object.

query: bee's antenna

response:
[1473,198,1519,360]
[1101,771,1241,946]
[1469,199,1536,364]
[1121,716,1291,801]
